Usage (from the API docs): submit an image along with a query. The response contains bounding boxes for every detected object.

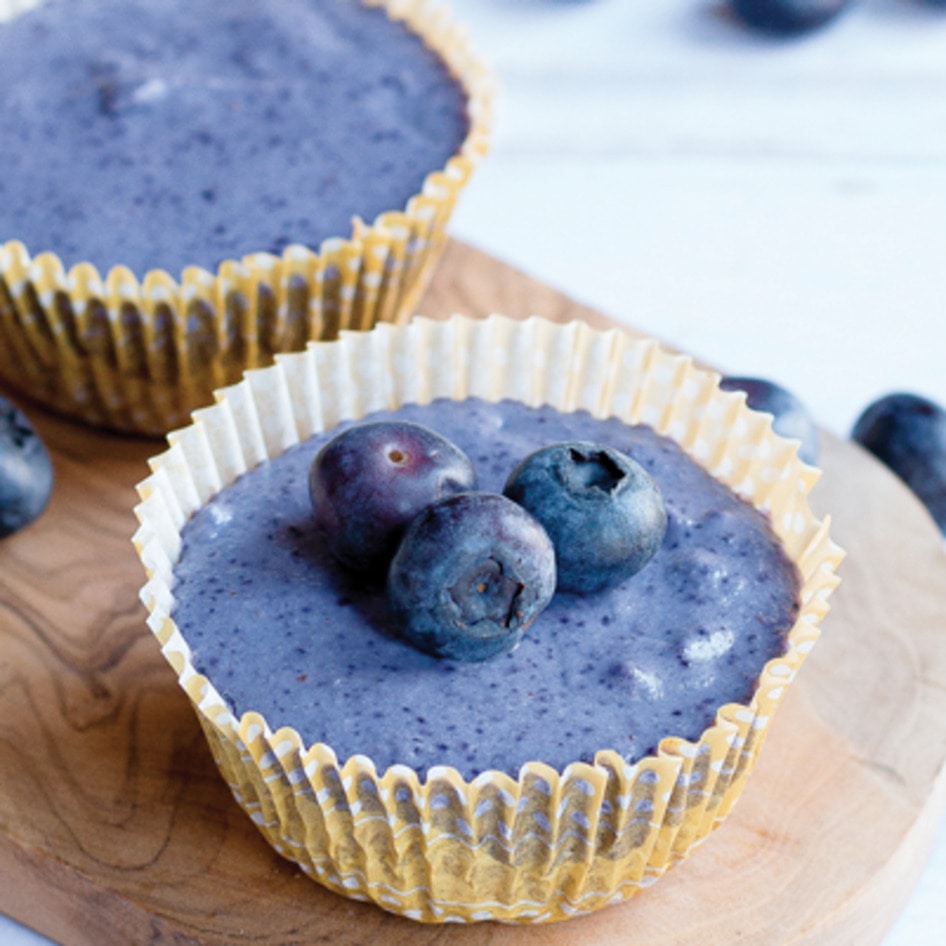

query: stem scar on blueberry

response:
[566,446,625,493]
[450,558,525,630]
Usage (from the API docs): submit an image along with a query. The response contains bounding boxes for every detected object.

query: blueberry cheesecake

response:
[0,0,491,434]
[134,315,843,923]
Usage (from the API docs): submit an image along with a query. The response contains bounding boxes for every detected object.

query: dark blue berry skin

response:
[503,442,667,595]
[0,396,54,539]
[851,393,946,536]
[387,492,556,662]
[729,0,852,36]
[309,421,476,573]
[720,376,821,466]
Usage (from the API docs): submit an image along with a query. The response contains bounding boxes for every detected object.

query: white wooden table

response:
[2,0,944,942]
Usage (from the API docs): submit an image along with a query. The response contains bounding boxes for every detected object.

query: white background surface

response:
[3,0,945,942]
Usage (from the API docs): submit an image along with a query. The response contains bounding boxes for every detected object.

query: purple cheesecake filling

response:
[172,399,800,779]
[0,0,468,277]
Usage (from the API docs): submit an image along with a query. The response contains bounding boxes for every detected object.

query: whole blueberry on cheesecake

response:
[503,442,667,595]
[309,421,477,573]
[387,492,556,661]
[851,392,946,536]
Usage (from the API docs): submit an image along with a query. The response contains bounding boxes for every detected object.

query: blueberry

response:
[387,493,556,661]
[503,442,667,595]
[0,395,54,538]
[851,393,946,536]
[729,0,852,36]
[720,376,820,465]
[309,421,477,573]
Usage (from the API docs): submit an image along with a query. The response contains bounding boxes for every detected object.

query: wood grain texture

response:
[1,239,945,945]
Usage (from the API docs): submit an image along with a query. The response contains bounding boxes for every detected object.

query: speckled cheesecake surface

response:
[172,397,801,779]
[0,0,469,276]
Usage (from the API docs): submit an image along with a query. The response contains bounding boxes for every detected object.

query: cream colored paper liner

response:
[0,0,492,436]
[133,315,844,924]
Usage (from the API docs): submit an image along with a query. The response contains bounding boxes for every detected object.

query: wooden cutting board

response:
[2,240,945,946]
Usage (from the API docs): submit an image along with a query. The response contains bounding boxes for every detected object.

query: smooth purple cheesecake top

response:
[0,0,469,277]
[171,398,801,780]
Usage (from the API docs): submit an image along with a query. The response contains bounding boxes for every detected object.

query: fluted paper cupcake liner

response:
[0,0,492,436]
[133,314,844,923]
